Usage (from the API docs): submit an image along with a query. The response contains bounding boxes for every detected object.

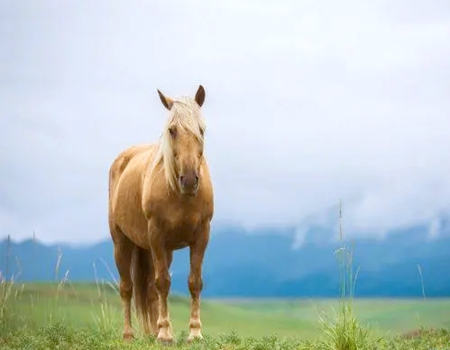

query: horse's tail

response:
[131,246,154,334]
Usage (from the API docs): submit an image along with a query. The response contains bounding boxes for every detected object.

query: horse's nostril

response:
[180,174,198,189]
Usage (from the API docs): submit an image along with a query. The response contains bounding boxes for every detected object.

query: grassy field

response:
[0,282,449,349]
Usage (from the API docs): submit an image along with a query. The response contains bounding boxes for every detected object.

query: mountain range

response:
[1,225,449,297]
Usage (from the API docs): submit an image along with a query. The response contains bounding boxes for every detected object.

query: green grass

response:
[0,283,449,349]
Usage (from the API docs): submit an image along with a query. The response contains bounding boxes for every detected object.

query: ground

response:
[0,283,449,349]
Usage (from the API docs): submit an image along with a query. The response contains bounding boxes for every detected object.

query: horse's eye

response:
[199,128,204,137]
[169,126,177,137]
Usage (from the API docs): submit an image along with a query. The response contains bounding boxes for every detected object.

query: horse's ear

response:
[157,89,174,110]
[195,85,205,107]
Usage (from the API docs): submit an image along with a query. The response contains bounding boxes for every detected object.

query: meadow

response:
[0,282,449,349]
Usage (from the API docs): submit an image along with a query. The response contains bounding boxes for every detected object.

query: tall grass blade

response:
[417,264,426,300]
[319,201,377,350]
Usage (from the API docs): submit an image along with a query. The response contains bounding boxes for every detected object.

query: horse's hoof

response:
[157,336,174,345]
[187,333,203,343]
[123,332,134,342]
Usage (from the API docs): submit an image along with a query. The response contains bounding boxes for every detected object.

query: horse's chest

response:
[152,201,204,246]
[167,207,201,231]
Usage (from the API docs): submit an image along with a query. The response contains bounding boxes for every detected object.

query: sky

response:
[1,0,450,244]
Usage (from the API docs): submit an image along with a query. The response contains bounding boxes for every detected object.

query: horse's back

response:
[109,144,156,248]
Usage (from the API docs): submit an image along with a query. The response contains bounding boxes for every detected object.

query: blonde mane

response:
[152,97,205,191]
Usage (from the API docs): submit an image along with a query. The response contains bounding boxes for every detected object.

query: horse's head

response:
[156,86,206,196]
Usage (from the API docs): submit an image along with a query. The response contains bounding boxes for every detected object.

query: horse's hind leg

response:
[111,227,134,340]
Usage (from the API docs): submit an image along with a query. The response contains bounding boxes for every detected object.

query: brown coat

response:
[108,86,213,343]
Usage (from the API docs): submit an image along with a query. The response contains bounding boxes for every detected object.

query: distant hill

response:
[1,225,449,297]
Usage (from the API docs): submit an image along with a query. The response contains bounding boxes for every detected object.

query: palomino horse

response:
[108,86,213,343]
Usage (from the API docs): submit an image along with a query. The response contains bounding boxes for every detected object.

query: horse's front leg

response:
[187,222,210,342]
[149,223,173,344]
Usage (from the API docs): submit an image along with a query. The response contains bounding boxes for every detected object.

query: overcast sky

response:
[1,0,449,244]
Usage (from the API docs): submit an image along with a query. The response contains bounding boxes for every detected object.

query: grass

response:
[318,205,376,350]
[1,205,448,348]
[1,324,449,350]
[0,283,449,349]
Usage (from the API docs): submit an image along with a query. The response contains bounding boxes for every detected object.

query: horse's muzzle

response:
[180,172,199,195]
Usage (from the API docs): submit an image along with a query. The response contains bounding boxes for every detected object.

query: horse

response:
[108,85,213,343]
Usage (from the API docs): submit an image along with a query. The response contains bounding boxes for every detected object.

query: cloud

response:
[1,0,450,243]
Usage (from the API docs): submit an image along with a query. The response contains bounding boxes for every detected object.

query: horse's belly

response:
[112,178,151,249]
[114,207,150,249]
[109,145,156,250]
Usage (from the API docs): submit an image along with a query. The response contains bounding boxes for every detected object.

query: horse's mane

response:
[152,97,205,191]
